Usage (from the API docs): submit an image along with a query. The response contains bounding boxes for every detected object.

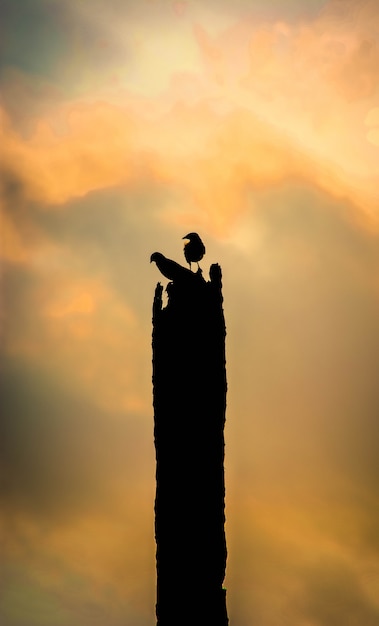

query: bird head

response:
[183,232,200,241]
[150,252,161,263]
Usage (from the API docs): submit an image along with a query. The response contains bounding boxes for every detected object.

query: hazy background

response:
[1,1,379,624]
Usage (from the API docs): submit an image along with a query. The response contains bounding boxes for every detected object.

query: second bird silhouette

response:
[183,233,206,271]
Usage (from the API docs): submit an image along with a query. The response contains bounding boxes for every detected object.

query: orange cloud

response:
[0,503,155,623]
[0,0,378,236]
[0,104,145,205]
[6,266,149,415]
[3,4,379,626]
[1,91,378,244]
[0,209,28,263]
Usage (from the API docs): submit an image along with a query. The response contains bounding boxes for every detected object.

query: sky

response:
[1,0,379,624]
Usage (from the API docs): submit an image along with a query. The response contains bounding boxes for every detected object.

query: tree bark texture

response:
[152,264,228,626]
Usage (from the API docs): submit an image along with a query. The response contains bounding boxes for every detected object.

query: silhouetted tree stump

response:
[152,263,228,626]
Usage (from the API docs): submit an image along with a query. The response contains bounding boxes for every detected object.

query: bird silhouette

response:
[183,233,206,271]
[150,252,189,281]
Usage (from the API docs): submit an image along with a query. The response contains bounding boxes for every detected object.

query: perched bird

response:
[150,252,189,281]
[182,233,206,271]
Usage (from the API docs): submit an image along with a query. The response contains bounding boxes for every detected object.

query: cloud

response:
[0,357,155,624]
[365,107,379,147]
[0,555,153,626]
[0,103,147,205]
[222,184,379,624]
[2,256,150,414]
[2,2,379,625]
[1,0,379,233]
[0,357,152,519]
[1,92,377,238]
[299,559,379,626]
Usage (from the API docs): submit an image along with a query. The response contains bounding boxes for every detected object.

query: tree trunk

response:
[152,264,228,626]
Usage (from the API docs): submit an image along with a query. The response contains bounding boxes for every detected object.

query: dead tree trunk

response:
[152,264,228,626]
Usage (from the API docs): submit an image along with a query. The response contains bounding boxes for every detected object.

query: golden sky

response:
[1,0,379,624]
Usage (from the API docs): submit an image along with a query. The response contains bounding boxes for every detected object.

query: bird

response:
[182,233,206,271]
[150,252,189,281]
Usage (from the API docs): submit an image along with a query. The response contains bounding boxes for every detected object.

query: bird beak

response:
[182,235,189,240]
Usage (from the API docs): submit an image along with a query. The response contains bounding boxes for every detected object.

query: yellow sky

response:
[2,0,379,624]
